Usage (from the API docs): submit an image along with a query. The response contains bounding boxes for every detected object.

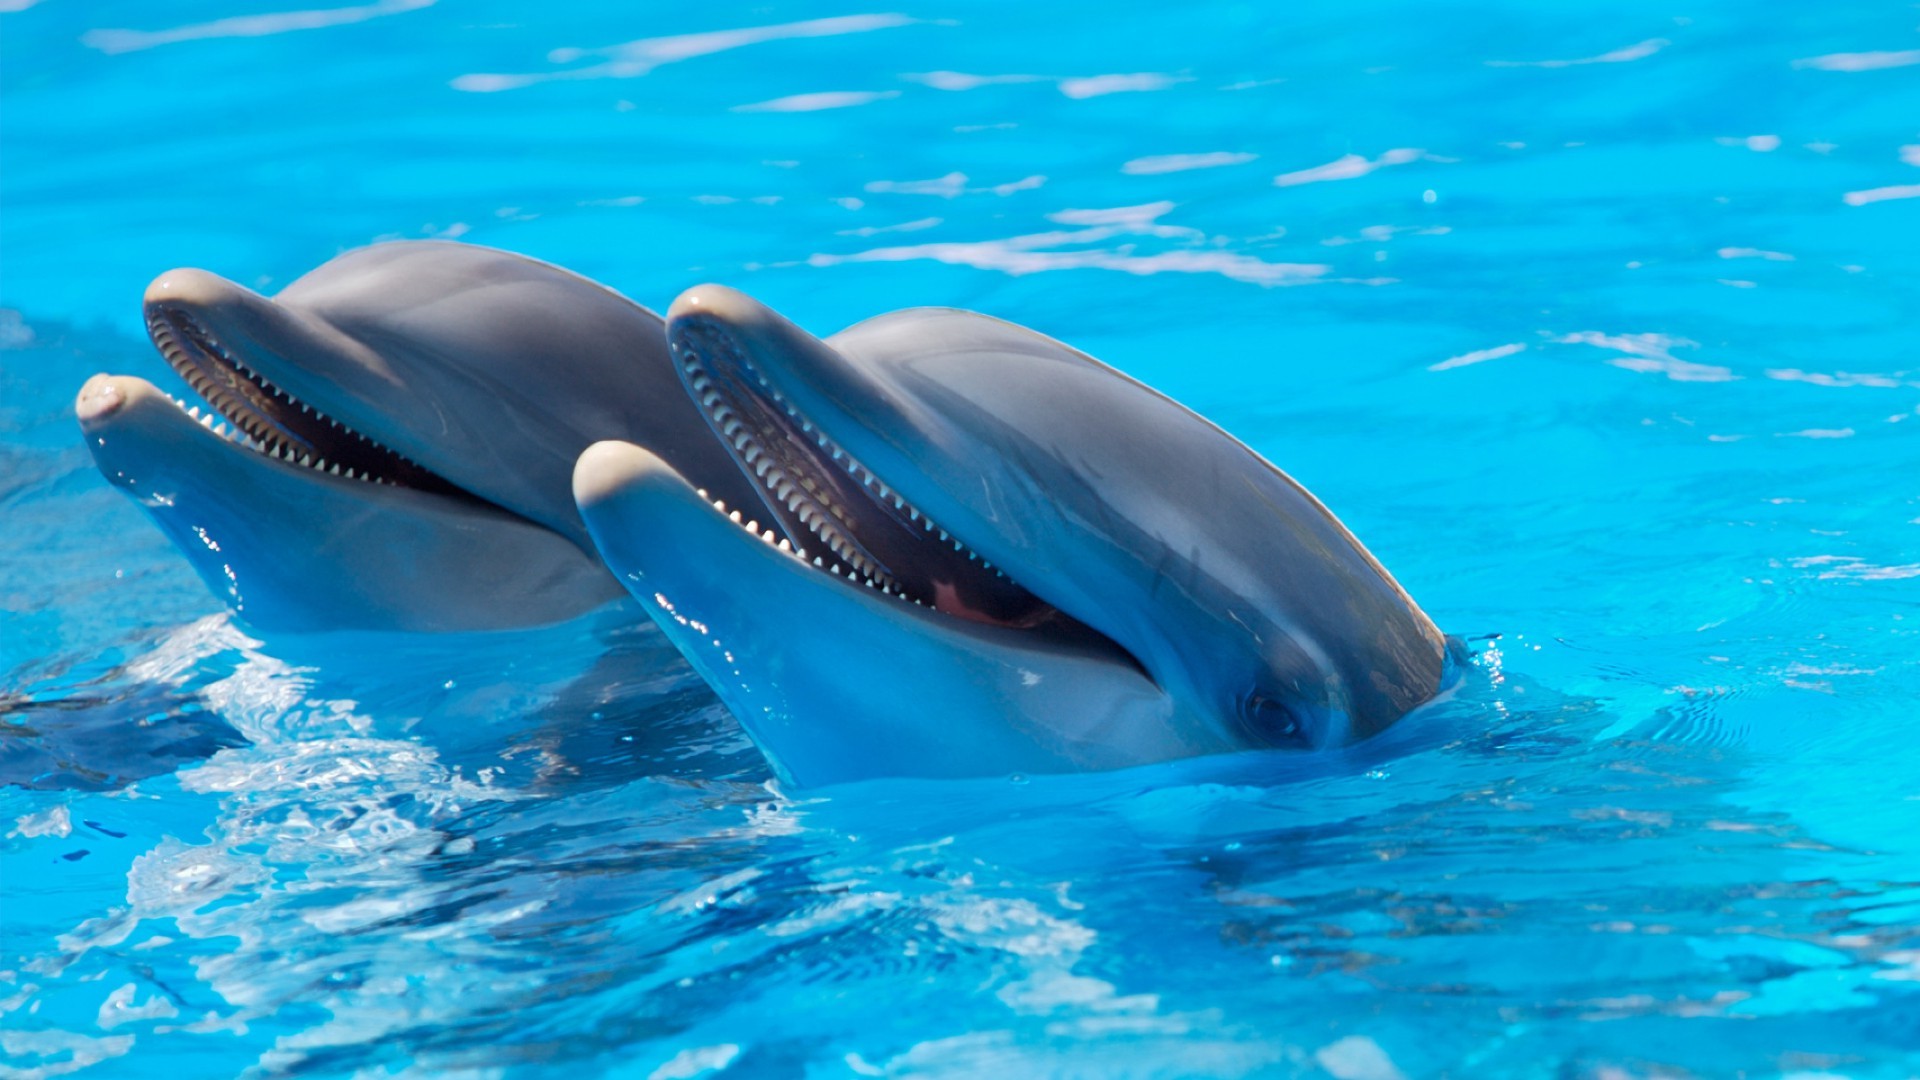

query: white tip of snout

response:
[75,373,126,422]
[143,267,244,310]
[572,440,682,509]
[665,283,765,325]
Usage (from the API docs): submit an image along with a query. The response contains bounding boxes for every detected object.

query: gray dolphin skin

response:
[575,285,1455,786]
[77,241,768,632]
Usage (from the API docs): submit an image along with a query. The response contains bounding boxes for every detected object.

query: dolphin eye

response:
[1241,693,1310,749]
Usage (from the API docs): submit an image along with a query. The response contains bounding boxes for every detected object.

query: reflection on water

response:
[80,0,437,56]
[451,14,919,94]
[4,0,1920,1074]
[809,201,1333,285]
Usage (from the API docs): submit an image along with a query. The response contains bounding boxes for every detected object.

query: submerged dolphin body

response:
[575,286,1455,786]
[77,242,768,632]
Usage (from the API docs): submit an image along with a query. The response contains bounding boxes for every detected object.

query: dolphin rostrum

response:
[77,242,769,632]
[574,285,1457,786]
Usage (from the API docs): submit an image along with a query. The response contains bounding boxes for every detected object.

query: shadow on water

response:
[0,598,767,795]
[0,683,248,792]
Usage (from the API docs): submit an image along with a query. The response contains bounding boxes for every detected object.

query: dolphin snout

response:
[143,267,246,313]
[75,373,126,422]
[666,283,759,325]
[573,440,678,509]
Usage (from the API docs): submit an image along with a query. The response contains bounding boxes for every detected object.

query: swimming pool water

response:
[3,1,1919,1075]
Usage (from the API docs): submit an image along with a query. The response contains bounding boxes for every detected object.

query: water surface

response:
[3,1,1919,1075]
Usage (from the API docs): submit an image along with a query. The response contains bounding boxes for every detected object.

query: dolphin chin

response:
[82,241,772,632]
[80,374,617,632]
[574,441,1210,788]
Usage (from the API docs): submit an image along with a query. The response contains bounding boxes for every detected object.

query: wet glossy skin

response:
[813,303,1452,746]
[574,285,1454,785]
[575,442,1208,787]
[78,241,772,632]
[80,374,617,632]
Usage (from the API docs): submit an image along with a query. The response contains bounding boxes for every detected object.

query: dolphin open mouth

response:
[144,302,463,495]
[670,315,1085,633]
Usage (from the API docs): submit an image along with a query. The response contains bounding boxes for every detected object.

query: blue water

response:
[4,1,1919,1075]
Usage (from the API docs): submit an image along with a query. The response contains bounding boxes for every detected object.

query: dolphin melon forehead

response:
[280,242,641,366]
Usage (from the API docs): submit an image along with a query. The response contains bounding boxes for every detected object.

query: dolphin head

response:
[80,241,766,632]
[576,285,1453,784]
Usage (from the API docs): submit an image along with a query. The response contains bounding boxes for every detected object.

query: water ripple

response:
[451,13,917,93]
[82,0,434,55]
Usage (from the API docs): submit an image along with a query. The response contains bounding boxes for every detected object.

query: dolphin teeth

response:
[696,488,709,499]
[777,538,791,552]
[729,510,742,523]
[761,530,776,544]
[330,464,342,476]
[813,557,823,567]
[745,520,759,533]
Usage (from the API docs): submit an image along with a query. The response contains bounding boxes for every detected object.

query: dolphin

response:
[76,241,769,632]
[573,286,1457,787]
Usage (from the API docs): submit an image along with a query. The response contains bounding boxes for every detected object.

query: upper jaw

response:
[665,285,1059,628]
[140,269,461,495]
